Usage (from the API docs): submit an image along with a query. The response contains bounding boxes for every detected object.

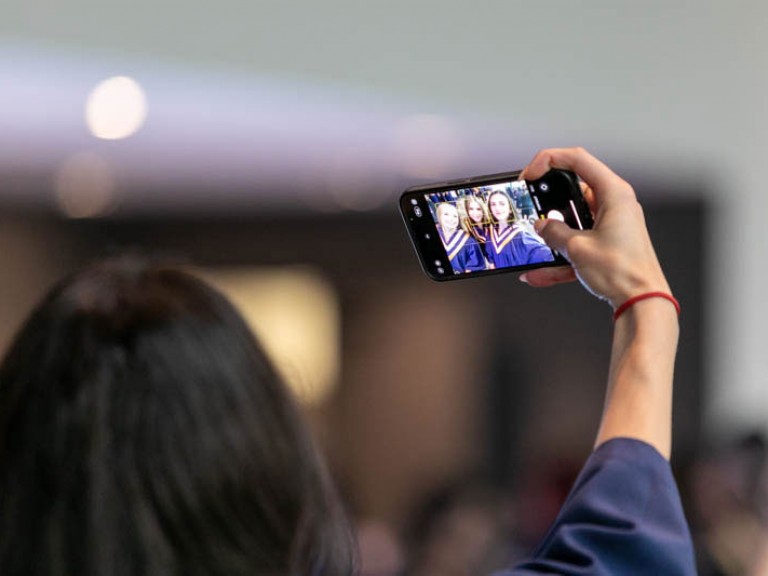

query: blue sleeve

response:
[493,438,696,575]
[465,240,488,271]
[518,232,555,264]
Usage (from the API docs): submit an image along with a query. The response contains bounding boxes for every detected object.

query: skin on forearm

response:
[594,298,680,459]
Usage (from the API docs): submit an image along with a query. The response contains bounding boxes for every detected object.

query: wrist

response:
[613,291,679,322]
[608,268,671,311]
[614,296,680,337]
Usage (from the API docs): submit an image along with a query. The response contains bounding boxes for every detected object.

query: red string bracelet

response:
[613,292,681,321]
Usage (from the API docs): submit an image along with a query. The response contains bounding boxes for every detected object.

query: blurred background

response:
[2,1,767,574]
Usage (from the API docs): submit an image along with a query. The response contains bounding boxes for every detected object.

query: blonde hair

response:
[435,202,459,231]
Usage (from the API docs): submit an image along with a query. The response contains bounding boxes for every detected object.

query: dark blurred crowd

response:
[355,431,768,576]
[685,432,768,575]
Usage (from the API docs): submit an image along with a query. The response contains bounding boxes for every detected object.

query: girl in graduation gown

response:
[458,194,493,264]
[436,202,487,273]
[485,190,555,268]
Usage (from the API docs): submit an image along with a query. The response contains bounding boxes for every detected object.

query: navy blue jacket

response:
[495,438,696,575]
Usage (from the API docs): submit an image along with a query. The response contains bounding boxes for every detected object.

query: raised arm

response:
[492,148,695,575]
[520,147,679,459]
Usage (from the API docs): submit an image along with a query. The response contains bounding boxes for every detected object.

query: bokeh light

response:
[85,76,148,140]
[54,152,117,218]
[200,267,340,407]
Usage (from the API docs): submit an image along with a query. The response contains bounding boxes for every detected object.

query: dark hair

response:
[0,257,355,576]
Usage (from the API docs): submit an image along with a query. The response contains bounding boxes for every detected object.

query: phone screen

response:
[400,170,592,281]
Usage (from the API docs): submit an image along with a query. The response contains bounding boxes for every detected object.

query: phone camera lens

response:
[539,183,549,192]
[414,206,423,217]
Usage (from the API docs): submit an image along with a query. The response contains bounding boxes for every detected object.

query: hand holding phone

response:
[400,167,593,281]
[519,148,671,309]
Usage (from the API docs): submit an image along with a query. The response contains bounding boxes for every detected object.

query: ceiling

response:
[0,2,754,215]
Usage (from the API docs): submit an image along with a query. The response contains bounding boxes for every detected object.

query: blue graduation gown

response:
[494,438,696,575]
[440,229,487,273]
[485,226,555,268]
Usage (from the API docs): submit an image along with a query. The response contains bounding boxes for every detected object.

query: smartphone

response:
[399,169,593,281]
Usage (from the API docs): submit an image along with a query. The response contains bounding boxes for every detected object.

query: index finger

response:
[521,147,635,204]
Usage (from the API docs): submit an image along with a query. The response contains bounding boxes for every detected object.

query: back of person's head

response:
[0,256,355,576]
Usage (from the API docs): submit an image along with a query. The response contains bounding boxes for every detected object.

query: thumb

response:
[534,218,579,257]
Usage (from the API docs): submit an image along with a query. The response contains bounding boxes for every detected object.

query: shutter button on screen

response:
[546,210,565,222]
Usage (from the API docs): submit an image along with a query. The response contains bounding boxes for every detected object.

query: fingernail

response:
[519,273,529,284]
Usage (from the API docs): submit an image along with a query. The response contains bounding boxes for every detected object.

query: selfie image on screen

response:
[425,180,555,276]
